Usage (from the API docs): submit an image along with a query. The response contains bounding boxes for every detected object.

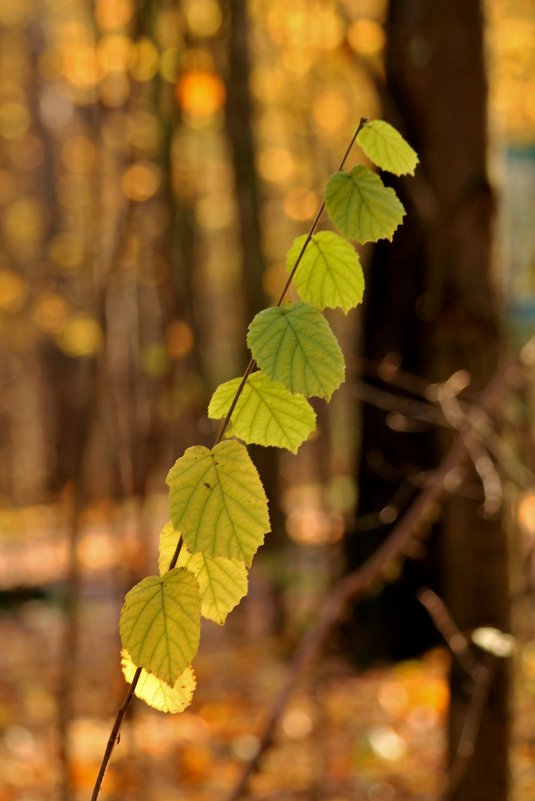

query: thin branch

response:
[90,667,142,801]
[439,657,496,801]
[417,588,480,680]
[224,352,525,801]
[215,119,367,447]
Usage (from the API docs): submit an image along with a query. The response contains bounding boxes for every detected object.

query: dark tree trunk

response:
[346,2,510,798]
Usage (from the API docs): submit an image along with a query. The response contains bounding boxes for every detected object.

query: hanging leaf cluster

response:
[118,119,418,713]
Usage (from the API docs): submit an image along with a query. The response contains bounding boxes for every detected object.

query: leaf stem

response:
[90,666,142,801]
[214,118,366,447]
[275,117,366,306]
[167,534,184,571]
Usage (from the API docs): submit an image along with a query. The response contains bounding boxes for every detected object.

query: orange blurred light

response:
[4,198,45,248]
[33,293,69,335]
[184,0,223,38]
[0,102,30,140]
[0,269,26,313]
[129,38,160,82]
[313,91,349,135]
[176,70,226,116]
[121,162,161,202]
[63,45,101,88]
[258,147,294,184]
[48,232,85,271]
[166,320,194,358]
[94,0,134,31]
[57,315,103,358]
[97,33,133,72]
[518,491,535,535]
[347,18,386,57]
[283,187,319,222]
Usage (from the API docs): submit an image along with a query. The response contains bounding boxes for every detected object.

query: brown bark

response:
[349,1,509,798]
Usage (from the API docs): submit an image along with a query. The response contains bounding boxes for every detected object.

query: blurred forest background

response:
[1,0,535,800]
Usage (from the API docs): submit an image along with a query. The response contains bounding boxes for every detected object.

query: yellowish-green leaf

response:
[158,523,248,624]
[325,166,405,243]
[247,302,344,400]
[121,649,196,714]
[166,439,270,564]
[357,120,419,176]
[119,569,201,686]
[208,371,316,453]
[286,232,364,313]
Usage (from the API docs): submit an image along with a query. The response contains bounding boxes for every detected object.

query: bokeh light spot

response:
[57,315,103,358]
[347,19,386,57]
[121,162,161,202]
[0,102,30,140]
[283,187,319,222]
[94,0,134,31]
[0,270,27,313]
[258,147,295,184]
[33,293,70,335]
[166,320,194,358]
[184,0,223,38]
[48,233,85,271]
[176,70,226,116]
[129,38,160,82]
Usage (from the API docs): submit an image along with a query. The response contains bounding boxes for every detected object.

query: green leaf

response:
[286,232,364,313]
[325,166,405,243]
[166,439,270,564]
[121,650,196,714]
[119,569,201,686]
[247,302,344,400]
[158,523,248,625]
[208,371,316,453]
[357,119,419,176]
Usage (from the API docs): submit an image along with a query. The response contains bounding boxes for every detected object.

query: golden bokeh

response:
[0,269,27,314]
[121,162,162,202]
[129,38,160,82]
[0,102,30,140]
[94,0,134,31]
[176,70,226,117]
[33,293,70,335]
[57,315,103,358]
[347,18,386,57]
[166,320,195,358]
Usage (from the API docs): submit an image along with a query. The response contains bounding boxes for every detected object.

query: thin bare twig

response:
[224,353,525,801]
[439,657,496,801]
[417,588,480,680]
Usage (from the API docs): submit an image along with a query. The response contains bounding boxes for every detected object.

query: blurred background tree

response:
[1,0,535,800]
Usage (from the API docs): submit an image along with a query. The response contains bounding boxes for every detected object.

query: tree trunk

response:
[347,1,510,798]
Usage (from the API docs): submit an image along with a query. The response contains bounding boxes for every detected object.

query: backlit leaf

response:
[121,650,195,712]
[208,371,316,453]
[325,166,405,243]
[166,439,270,564]
[121,650,196,714]
[159,523,248,624]
[247,302,344,400]
[286,231,364,313]
[357,120,419,176]
[119,569,201,686]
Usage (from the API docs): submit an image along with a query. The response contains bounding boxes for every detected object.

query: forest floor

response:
[0,500,534,801]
